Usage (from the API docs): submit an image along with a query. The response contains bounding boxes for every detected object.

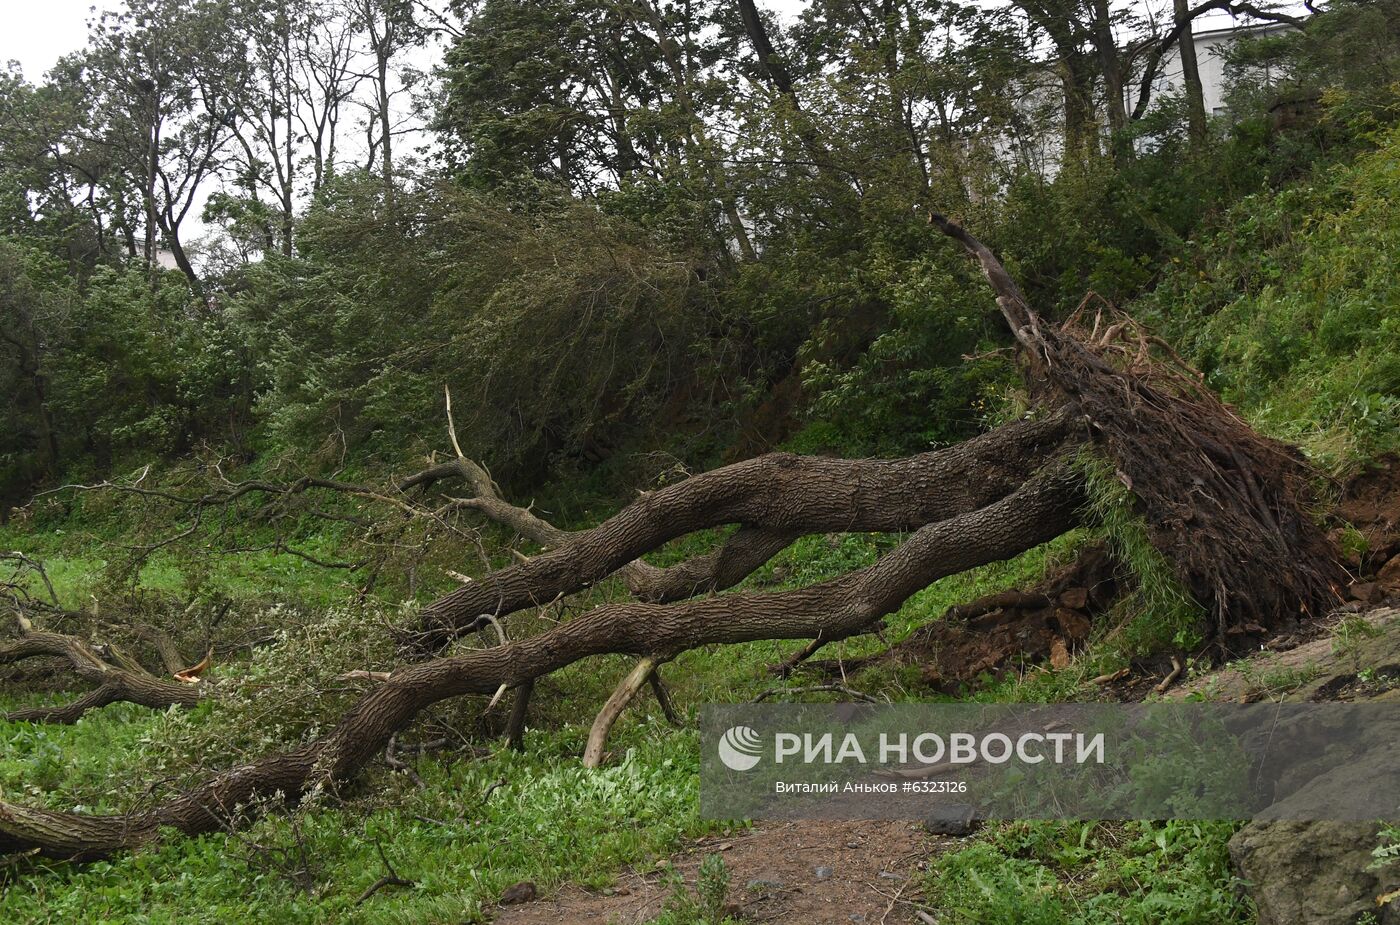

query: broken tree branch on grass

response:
[0,605,202,724]
[0,463,1079,858]
[407,409,1077,649]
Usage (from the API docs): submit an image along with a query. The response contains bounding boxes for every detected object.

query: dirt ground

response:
[493,819,945,924]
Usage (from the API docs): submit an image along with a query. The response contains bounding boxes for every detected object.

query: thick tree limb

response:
[506,679,533,751]
[409,412,1075,648]
[407,457,801,609]
[0,464,1079,859]
[582,656,662,768]
[132,622,192,676]
[0,614,201,723]
[647,667,681,727]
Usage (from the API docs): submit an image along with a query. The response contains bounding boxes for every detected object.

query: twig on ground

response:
[355,839,414,905]
[1154,654,1184,694]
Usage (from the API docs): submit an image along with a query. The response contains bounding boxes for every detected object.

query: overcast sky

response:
[3,0,1271,86]
[0,0,117,80]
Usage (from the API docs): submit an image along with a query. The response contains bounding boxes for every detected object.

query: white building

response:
[1150,18,1298,117]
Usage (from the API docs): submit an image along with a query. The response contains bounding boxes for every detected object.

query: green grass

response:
[0,522,356,610]
[0,506,1106,924]
[923,820,1250,925]
[0,703,712,924]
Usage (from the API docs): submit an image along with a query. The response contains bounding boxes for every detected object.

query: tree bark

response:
[0,617,201,724]
[408,411,1075,647]
[0,463,1079,859]
[1174,0,1209,144]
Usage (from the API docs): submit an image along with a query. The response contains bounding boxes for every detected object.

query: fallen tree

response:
[0,463,1079,857]
[0,216,1343,859]
[0,607,203,723]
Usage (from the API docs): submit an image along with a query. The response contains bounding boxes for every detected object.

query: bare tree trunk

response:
[1174,0,1209,145]
[1091,0,1129,148]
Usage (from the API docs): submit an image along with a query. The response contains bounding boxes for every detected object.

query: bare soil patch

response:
[493,819,943,924]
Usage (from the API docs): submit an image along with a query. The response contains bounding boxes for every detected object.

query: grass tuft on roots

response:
[1075,449,1206,655]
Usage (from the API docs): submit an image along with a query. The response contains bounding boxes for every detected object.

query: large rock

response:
[1224,607,1400,925]
[1230,821,1399,925]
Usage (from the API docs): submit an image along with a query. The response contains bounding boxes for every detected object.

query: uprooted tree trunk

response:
[0,216,1343,860]
[1,464,1079,857]
[925,210,1343,639]
[405,408,1077,650]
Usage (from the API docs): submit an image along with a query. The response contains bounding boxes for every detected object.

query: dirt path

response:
[493,819,943,924]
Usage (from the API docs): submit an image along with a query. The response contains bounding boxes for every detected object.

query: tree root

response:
[927,208,1344,637]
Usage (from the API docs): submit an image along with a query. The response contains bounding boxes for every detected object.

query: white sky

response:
[0,0,119,81]
[0,0,1277,85]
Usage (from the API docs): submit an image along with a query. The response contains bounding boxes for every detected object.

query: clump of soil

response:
[1335,453,1400,574]
[814,543,1123,695]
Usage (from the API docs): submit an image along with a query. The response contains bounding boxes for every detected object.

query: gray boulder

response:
[1230,821,1398,925]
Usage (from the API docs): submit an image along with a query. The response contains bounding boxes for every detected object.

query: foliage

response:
[648,853,738,925]
[1374,825,1400,872]
[234,175,790,477]
[1075,450,1206,654]
[1142,123,1400,469]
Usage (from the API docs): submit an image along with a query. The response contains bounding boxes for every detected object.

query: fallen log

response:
[0,464,1079,858]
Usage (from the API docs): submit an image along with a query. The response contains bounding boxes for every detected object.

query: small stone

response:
[746,878,782,892]
[849,916,866,924]
[499,881,537,905]
[1050,637,1071,669]
[923,804,980,837]
[878,870,906,881]
[813,865,834,880]
[845,840,861,849]
[1347,581,1382,604]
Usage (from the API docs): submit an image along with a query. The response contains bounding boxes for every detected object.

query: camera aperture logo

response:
[718,725,764,770]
